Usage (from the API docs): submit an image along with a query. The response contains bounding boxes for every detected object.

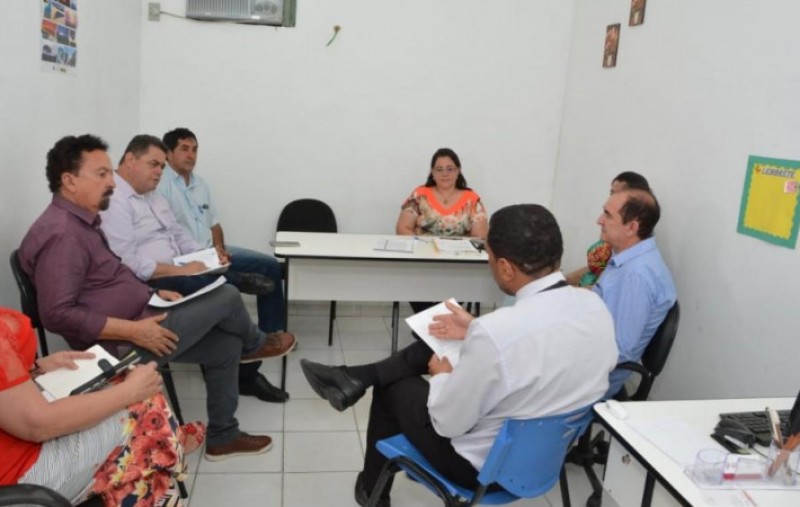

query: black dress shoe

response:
[300,359,366,411]
[232,273,275,296]
[239,374,289,403]
[355,472,391,507]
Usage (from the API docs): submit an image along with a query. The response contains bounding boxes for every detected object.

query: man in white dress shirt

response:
[300,204,618,507]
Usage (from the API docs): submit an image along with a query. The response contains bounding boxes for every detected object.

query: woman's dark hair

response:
[424,147,470,189]
[612,171,650,191]
[487,204,563,276]
[46,134,108,193]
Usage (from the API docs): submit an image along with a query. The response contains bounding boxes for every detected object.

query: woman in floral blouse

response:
[396,148,488,239]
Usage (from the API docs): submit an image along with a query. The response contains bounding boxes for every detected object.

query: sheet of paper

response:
[434,238,478,253]
[148,276,227,308]
[173,247,230,276]
[373,238,414,253]
[405,299,463,366]
[34,344,118,400]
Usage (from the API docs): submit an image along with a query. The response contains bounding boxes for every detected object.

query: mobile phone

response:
[269,241,301,247]
[69,352,142,396]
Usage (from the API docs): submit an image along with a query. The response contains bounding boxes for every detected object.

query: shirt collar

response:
[165,164,194,188]
[113,172,141,199]
[516,271,567,299]
[52,193,100,227]
[609,237,657,267]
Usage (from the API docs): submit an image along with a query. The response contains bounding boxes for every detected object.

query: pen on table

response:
[784,433,800,451]
[741,489,758,507]
[413,236,432,243]
[767,407,783,447]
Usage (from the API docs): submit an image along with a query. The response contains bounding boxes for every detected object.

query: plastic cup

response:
[694,448,727,485]
[765,443,800,486]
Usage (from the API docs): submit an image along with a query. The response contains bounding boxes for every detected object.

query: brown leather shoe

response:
[204,432,273,462]
[241,332,297,362]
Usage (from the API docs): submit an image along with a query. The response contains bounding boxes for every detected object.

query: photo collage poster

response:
[41,0,78,72]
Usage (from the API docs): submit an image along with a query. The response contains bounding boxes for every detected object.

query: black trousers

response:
[362,341,480,493]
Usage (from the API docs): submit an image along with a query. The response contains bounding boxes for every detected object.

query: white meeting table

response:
[595,397,797,507]
[273,231,504,352]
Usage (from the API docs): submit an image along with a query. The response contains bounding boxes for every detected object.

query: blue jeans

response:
[226,245,285,333]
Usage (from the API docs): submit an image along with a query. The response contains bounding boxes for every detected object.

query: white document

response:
[148,276,227,308]
[405,299,464,366]
[433,238,478,253]
[373,238,415,253]
[34,344,119,401]
[172,247,230,276]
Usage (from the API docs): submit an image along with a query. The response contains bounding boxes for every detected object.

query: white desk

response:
[595,397,797,507]
[274,232,504,351]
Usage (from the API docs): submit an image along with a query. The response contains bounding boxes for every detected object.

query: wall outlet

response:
[148,2,161,22]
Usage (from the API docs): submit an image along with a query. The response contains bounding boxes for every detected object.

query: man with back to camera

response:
[99,134,293,403]
[298,204,618,506]
[157,128,291,395]
[593,188,677,398]
[17,134,295,461]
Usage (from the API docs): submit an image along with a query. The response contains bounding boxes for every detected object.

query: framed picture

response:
[629,0,647,26]
[603,24,620,68]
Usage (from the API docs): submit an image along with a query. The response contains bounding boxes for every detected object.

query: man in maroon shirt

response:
[18,134,295,462]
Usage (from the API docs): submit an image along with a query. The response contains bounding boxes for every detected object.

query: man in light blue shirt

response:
[157,129,291,402]
[592,188,676,398]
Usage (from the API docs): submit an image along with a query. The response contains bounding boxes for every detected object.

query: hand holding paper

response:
[405,299,468,366]
[428,300,474,341]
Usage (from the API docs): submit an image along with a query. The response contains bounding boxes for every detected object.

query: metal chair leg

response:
[328,300,336,346]
[160,364,184,425]
[559,465,572,507]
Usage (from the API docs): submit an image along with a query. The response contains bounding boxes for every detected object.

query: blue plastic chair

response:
[367,406,594,507]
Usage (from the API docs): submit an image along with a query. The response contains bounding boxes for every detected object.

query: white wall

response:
[553,1,800,399]
[139,0,574,249]
[0,0,143,309]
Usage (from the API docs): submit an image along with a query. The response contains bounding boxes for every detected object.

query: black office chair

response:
[276,198,339,347]
[0,484,76,507]
[9,250,50,357]
[566,300,680,507]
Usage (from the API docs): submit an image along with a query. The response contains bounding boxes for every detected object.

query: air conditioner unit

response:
[186,0,296,27]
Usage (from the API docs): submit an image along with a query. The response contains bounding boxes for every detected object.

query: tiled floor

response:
[169,302,600,506]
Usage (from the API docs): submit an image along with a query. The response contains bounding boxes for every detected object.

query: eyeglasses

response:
[432,166,457,175]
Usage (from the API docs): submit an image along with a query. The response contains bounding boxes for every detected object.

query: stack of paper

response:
[149,276,227,308]
[405,299,464,366]
[433,238,478,254]
[373,238,415,253]
[173,247,229,275]
[35,345,119,401]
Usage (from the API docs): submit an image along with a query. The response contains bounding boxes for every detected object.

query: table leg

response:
[641,472,655,507]
[391,301,400,353]
[281,259,290,391]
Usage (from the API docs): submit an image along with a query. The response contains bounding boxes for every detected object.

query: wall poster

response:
[737,155,800,249]
[41,0,77,72]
